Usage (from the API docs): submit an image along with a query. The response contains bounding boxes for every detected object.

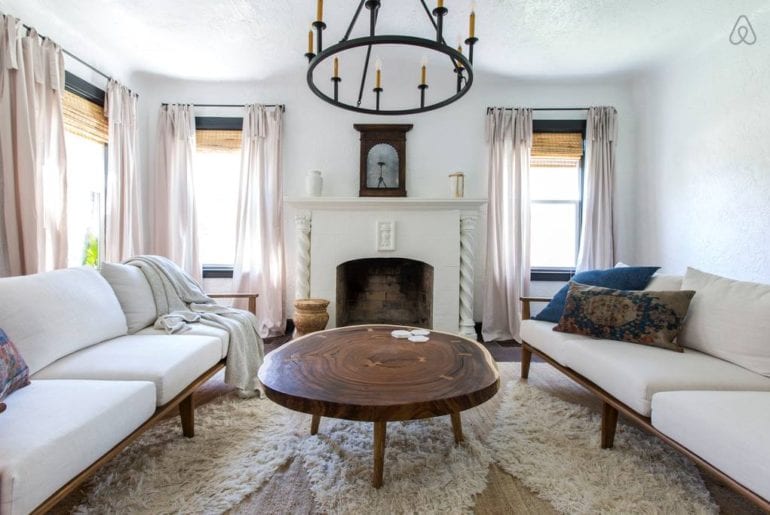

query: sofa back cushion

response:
[100,263,157,333]
[644,274,683,291]
[679,267,770,376]
[0,268,127,374]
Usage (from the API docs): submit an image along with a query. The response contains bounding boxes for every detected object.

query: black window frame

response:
[195,116,243,279]
[530,119,587,282]
[63,72,108,267]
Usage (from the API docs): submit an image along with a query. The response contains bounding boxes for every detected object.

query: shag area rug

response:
[71,363,717,514]
[488,378,718,514]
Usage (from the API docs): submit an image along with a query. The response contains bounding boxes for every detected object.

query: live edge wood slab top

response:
[258,324,500,422]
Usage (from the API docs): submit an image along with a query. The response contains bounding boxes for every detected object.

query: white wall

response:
[133,68,638,319]
[632,7,770,282]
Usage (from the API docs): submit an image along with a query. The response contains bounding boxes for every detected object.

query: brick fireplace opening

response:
[336,258,434,328]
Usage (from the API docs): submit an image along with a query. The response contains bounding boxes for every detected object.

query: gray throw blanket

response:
[126,255,264,396]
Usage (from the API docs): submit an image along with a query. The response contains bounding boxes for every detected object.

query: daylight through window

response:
[194,127,242,268]
[529,130,584,271]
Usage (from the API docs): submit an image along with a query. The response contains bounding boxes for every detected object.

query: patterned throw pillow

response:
[534,266,660,323]
[553,283,696,352]
[0,328,30,402]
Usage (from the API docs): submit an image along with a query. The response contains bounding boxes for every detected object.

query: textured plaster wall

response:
[632,8,770,282]
[133,69,638,318]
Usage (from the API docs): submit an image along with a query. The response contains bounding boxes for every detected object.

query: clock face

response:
[366,143,399,189]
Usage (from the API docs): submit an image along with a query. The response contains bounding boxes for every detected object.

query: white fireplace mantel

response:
[286,197,487,211]
[287,196,486,335]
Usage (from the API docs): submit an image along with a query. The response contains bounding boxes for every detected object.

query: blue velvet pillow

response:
[0,328,30,402]
[533,266,660,323]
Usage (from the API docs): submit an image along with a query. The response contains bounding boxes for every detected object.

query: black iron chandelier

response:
[305,0,478,115]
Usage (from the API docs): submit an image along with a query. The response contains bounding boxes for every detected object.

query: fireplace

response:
[336,258,434,328]
[288,198,484,335]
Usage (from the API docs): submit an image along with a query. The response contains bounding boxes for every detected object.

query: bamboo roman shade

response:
[531,132,583,159]
[62,90,108,144]
[195,129,242,152]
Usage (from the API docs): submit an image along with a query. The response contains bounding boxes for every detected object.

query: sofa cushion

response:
[32,335,221,405]
[533,266,660,323]
[0,268,127,375]
[651,391,770,502]
[561,338,770,416]
[0,379,155,515]
[553,283,695,352]
[679,267,770,377]
[520,319,593,365]
[644,274,683,291]
[136,323,230,359]
[100,262,157,334]
[0,329,29,402]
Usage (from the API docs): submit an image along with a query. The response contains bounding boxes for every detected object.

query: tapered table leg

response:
[373,421,387,488]
[450,412,464,443]
[310,414,321,435]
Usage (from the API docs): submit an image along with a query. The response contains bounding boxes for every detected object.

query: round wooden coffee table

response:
[258,324,500,487]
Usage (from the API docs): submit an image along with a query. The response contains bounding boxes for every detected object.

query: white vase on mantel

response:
[306,170,323,196]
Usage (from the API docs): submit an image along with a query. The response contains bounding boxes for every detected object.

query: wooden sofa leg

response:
[521,345,532,379]
[601,402,618,449]
[180,395,195,438]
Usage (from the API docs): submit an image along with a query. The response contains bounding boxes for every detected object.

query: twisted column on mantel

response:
[459,212,477,338]
[295,213,312,300]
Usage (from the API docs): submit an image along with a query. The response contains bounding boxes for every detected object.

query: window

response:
[529,120,586,280]
[194,117,243,276]
[62,72,107,268]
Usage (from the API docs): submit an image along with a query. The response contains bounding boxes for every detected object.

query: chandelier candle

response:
[418,57,428,108]
[331,56,341,101]
[469,7,476,38]
[316,0,323,22]
[374,57,383,111]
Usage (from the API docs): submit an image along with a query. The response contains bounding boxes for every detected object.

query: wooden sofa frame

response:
[520,297,770,513]
[31,292,258,514]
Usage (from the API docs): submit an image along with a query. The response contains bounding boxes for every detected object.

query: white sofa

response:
[0,266,242,515]
[520,269,770,511]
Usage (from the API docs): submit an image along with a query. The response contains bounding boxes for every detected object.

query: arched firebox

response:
[336,258,434,328]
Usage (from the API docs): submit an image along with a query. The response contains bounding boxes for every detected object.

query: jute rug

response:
[67,363,719,514]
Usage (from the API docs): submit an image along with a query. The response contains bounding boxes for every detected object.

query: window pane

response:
[194,149,240,266]
[530,202,577,268]
[530,165,580,201]
[65,132,104,268]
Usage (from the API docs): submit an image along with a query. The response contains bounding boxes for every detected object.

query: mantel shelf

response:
[285,197,487,211]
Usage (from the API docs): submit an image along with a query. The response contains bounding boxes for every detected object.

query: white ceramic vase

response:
[306,170,323,196]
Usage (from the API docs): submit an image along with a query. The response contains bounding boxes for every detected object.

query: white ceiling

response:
[0,0,766,81]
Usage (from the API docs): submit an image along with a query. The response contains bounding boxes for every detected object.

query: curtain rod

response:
[487,106,589,112]
[13,20,113,82]
[162,103,286,111]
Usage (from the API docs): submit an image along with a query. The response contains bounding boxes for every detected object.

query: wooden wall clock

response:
[354,124,413,197]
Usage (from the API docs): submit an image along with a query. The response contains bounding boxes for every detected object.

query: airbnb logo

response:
[730,15,757,45]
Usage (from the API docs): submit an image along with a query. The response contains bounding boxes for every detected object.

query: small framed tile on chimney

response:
[377,221,396,251]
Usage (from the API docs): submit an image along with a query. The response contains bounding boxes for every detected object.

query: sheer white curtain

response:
[151,104,200,281]
[232,104,285,338]
[482,108,533,342]
[0,16,68,277]
[104,80,142,262]
[576,106,617,272]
